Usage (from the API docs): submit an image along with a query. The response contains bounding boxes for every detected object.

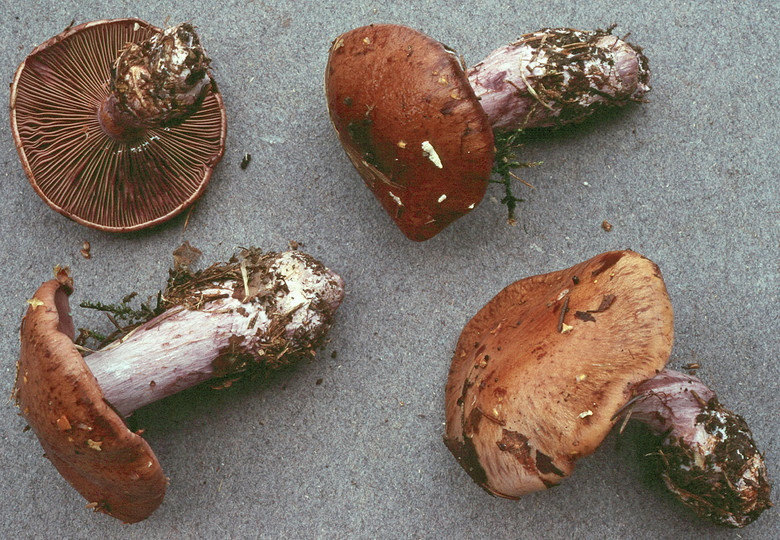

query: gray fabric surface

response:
[1,1,777,538]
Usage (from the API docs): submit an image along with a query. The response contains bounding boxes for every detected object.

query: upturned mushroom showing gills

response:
[325,25,649,241]
[444,251,771,527]
[14,249,344,523]
[10,19,226,232]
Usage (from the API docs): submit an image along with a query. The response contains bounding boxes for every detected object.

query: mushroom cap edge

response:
[15,274,166,523]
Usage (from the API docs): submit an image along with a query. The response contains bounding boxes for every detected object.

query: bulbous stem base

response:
[629,369,772,528]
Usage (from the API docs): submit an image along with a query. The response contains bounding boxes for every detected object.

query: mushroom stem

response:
[97,94,145,140]
[82,250,344,417]
[99,23,212,140]
[625,368,772,528]
[467,28,650,131]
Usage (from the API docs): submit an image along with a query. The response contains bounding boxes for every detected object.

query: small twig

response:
[618,407,633,434]
[182,205,195,232]
[691,390,708,409]
[557,296,570,333]
[505,79,524,96]
[611,393,645,421]
[240,260,250,300]
[561,41,591,51]
[518,68,554,112]
[143,305,186,331]
[475,405,506,426]
[509,171,535,189]
[106,313,124,332]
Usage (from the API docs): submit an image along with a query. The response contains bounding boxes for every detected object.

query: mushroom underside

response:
[10,19,226,232]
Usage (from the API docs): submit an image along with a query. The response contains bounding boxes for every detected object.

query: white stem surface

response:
[467,29,650,131]
[85,251,344,416]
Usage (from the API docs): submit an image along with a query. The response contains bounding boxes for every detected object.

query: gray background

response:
[1,1,777,538]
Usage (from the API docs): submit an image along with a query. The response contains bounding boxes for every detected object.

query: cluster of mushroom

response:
[10,18,772,530]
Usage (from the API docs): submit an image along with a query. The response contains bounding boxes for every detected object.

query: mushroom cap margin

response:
[15,276,166,523]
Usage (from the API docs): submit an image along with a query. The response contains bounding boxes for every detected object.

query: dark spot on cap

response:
[498,430,534,465]
[589,294,616,313]
[466,407,483,435]
[535,451,565,477]
[440,101,456,116]
[575,311,596,323]
[591,251,624,277]
[346,117,383,171]
[443,435,488,487]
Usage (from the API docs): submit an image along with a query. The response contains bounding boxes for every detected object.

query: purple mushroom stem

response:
[83,250,345,417]
[467,28,650,131]
[14,248,343,523]
[624,368,772,528]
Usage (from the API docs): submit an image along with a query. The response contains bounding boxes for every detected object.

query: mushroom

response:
[325,25,648,241]
[14,248,345,522]
[444,250,770,527]
[10,19,226,232]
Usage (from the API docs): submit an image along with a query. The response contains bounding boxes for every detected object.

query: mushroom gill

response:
[10,19,226,232]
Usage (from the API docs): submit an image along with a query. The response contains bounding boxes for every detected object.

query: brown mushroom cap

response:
[14,270,166,523]
[10,19,227,232]
[325,24,495,241]
[444,250,674,497]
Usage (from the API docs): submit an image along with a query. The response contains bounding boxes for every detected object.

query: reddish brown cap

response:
[14,269,166,523]
[325,24,495,241]
[444,251,674,497]
[10,19,227,232]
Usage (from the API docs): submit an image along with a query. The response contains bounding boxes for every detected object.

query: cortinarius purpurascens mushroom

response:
[10,19,226,231]
[325,25,649,241]
[15,248,344,522]
[444,250,771,527]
